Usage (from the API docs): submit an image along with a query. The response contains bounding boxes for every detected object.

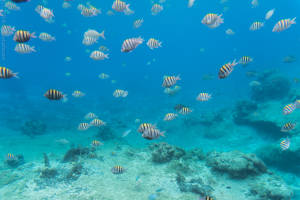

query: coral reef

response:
[95,125,116,141]
[249,174,293,200]
[62,146,93,162]
[20,120,47,137]
[149,142,185,163]
[5,154,25,168]
[206,151,267,179]
[66,163,83,180]
[40,168,58,179]
[233,100,284,139]
[176,173,214,196]
[250,70,291,102]
[184,148,206,161]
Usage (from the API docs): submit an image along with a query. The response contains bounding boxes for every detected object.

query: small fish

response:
[14,44,36,54]
[295,100,300,108]
[72,90,85,98]
[78,122,90,131]
[225,29,235,35]
[202,13,223,28]
[39,32,55,42]
[81,7,100,17]
[147,38,162,50]
[44,89,66,101]
[55,138,70,145]
[188,0,195,8]
[91,140,103,147]
[82,36,98,46]
[121,37,144,53]
[62,2,71,9]
[64,56,72,62]
[138,123,156,133]
[90,50,109,60]
[90,119,106,127]
[164,85,181,96]
[14,30,36,43]
[164,113,178,121]
[196,93,212,101]
[273,18,296,32]
[133,19,144,28]
[99,73,110,79]
[249,80,261,87]
[174,104,187,111]
[282,103,296,115]
[151,4,163,15]
[142,128,165,140]
[239,56,253,65]
[0,67,18,79]
[113,89,128,98]
[99,46,109,51]
[84,29,105,40]
[199,196,214,200]
[251,0,258,8]
[40,7,54,20]
[179,106,192,115]
[281,122,296,132]
[218,60,238,79]
[122,129,132,137]
[280,138,290,151]
[283,55,296,63]
[265,9,275,20]
[1,25,15,36]
[5,1,20,11]
[85,112,98,120]
[162,75,181,88]
[6,153,16,160]
[111,165,125,174]
[12,0,30,3]
[250,22,264,31]
[112,0,130,12]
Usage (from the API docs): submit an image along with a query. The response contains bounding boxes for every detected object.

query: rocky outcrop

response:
[149,142,185,163]
[206,151,267,179]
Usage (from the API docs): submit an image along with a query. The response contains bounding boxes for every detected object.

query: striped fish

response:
[13,30,36,43]
[91,140,103,147]
[0,67,18,79]
[78,123,90,131]
[138,123,156,133]
[273,18,296,32]
[121,37,144,52]
[280,138,290,151]
[142,127,165,140]
[295,100,300,109]
[112,0,129,12]
[14,43,36,54]
[179,107,192,115]
[164,113,178,121]
[39,32,55,42]
[162,75,181,88]
[281,122,296,132]
[72,90,85,98]
[82,36,98,46]
[239,56,253,65]
[282,103,296,115]
[111,165,125,174]
[81,7,100,17]
[147,38,162,50]
[151,4,163,15]
[196,93,211,101]
[6,153,16,160]
[90,50,109,60]
[249,22,264,31]
[201,13,220,25]
[199,196,214,200]
[44,89,65,100]
[113,89,128,98]
[218,60,238,79]
[90,118,106,127]
[133,18,144,29]
[85,112,97,120]
[1,25,15,36]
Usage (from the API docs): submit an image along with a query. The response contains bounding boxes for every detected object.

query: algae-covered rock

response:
[62,146,92,162]
[40,168,58,179]
[20,120,47,137]
[206,151,267,179]
[249,174,293,200]
[184,148,205,161]
[5,154,25,168]
[66,163,83,180]
[149,142,185,163]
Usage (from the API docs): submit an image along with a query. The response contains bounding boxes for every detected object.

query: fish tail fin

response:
[160,131,166,137]
[13,72,19,79]
[291,17,296,24]
[31,32,37,38]
[176,74,181,81]
[100,30,105,40]
[31,46,37,52]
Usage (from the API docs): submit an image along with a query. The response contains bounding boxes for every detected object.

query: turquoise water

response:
[0,0,300,199]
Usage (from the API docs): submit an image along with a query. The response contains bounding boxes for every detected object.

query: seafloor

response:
[1,70,300,200]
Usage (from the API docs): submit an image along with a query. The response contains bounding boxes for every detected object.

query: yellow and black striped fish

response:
[138,123,155,133]
[239,56,253,65]
[91,140,102,147]
[111,165,125,174]
[162,75,181,88]
[6,153,15,160]
[281,122,296,132]
[218,60,238,79]
[0,67,18,79]
[179,106,192,115]
[13,30,35,43]
[44,89,65,100]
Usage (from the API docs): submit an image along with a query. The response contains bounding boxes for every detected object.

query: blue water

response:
[1,0,300,199]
